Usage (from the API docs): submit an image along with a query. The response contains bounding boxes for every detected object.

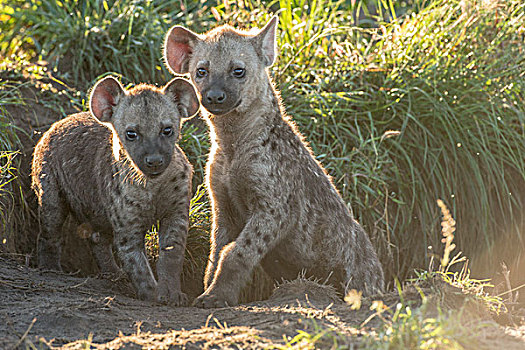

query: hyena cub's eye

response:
[126,130,138,141]
[196,68,208,78]
[161,126,173,137]
[232,68,246,78]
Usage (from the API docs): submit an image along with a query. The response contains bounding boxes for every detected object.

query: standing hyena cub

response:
[31,76,199,305]
[164,16,384,308]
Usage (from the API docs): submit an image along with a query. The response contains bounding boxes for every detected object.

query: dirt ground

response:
[2,256,525,349]
[0,255,370,349]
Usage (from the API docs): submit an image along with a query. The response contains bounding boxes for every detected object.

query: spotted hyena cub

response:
[31,76,199,305]
[164,17,384,308]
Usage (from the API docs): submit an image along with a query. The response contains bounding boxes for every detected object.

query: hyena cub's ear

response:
[163,78,200,119]
[164,26,201,74]
[251,15,279,67]
[90,76,125,123]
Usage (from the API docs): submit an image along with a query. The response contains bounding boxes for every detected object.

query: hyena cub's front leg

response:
[203,223,231,290]
[194,209,282,308]
[156,181,192,306]
[202,176,244,292]
[203,201,242,290]
[156,215,189,306]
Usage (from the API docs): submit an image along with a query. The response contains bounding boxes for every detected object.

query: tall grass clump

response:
[0,80,24,253]
[364,200,506,349]
[1,0,217,88]
[246,0,524,281]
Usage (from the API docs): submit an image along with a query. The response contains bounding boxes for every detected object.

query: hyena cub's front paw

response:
[192,291,236,309]
[38,256,62,272]
[135,281,158,303]
[157,281,188,306]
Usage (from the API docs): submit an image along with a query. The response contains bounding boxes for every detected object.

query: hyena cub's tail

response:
[344,224,385,296]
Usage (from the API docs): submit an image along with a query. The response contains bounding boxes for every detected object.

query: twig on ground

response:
[0,280,32,290]
[64,278,89,291]
[11,317,36,350]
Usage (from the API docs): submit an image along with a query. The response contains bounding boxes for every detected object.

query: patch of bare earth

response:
[1,257,525,349]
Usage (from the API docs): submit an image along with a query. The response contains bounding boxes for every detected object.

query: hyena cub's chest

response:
[109,179,176,224]
[212,150,254,219]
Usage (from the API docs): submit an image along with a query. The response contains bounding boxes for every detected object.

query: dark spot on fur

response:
[173,185,179,192]
[263,234,271,243]
[269,208,275,215]
[123,197,139,208]
[112,214,124,228]
[245,238,252,246]
[113,183,121,196]
[119,237,129,247]
[237,251,244,259]
[257,247,263,255]
[302,223,308,232]
[271,141,278,151]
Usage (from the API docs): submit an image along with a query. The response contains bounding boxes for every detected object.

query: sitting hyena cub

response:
[164,16,384,308]
[31,76,199,305]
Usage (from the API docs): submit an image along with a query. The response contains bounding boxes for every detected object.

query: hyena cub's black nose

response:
[145,154,164,168]
[206,89,226,104]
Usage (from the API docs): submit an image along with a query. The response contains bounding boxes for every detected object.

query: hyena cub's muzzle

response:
[200,83,242,115]
[142,152,168,177]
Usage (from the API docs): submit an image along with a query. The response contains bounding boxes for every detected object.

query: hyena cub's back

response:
[32,76,199,305]
[164,16,384,308]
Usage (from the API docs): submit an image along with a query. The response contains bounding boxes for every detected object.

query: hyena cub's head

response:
[164,16,278,116]
[89,76,199,177]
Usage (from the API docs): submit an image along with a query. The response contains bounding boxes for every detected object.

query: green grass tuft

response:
[275,0,525,280]
[0,79,24,253]
[1,0,217,88]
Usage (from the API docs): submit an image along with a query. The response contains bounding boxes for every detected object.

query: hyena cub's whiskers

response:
[31,76,199,305]
[164,16,384,308]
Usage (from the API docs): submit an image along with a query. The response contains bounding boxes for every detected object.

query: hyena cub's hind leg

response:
[86,226,123,277]
[113,226,157,301]
[36,174,68,271]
